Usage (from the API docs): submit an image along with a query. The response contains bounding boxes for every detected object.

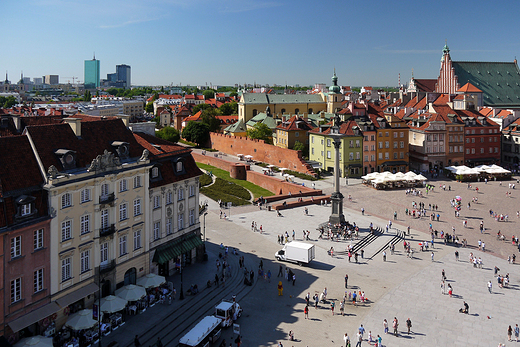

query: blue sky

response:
[2,0,520,87]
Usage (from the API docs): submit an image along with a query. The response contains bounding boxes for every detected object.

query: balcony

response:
[99,224,116,238]
[99,192,115,205]
[99,259,116,274]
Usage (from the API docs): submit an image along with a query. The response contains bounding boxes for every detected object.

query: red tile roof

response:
[413,79,437,93]
[457,82,482,93]
[276,116,313,131]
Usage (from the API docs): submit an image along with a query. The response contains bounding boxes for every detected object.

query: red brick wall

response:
[209,133,316,176]
[246,171,315,195]
[192,152,250,172]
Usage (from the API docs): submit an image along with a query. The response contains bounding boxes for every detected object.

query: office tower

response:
[33,77,43,85]
[84,55,100,89]
[44,75,59,85]
[116,64,131,88]
[107,73,117,82]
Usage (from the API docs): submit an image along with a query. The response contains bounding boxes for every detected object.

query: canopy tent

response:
[244,155,253,159]
[136,273,166,289]
[446,164,510,176]
[115,284,146,302]
[65,309,97,331]
[362,171,427,184]
[100,295,128,313]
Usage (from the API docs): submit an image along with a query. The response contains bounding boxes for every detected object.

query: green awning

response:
[152,234,203,265]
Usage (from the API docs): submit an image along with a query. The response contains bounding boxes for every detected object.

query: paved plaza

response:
[203,171,520,347]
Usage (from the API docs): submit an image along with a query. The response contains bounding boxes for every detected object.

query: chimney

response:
[118,114,131,127]
[10,115,21,131]
[64,118,81,137]
[493,109,497,117]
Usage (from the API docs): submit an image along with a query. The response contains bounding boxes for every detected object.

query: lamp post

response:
[328,114,346,228]
[97,270,104,347]
[179,257,184,300]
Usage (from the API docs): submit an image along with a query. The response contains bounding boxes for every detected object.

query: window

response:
[480,129,484,134]
[371,145,375,151]
[153,222,160,240]
[393,152,398,159]
[371,155,375,161]
[80,215,90,235]
[295,132,299,137]
[471,130,475,134]
[153,195,161,209]
[321,151,323,157]
[166,218,173,235]
[11,236,21,258]
[189,185,195,197]
[356,152,360,160]
[321,139,323,145]
[378,132,382,137]
[327,139,331,147]
[61,220,72,241]
[178,188,184,201]
[311,148,315,155]
[364,145,368,151]
[61,258,71,282]
[385,132,389,137]
[393,142,398,149]
[400,141,404,148]
[489,147,493,153]
[466,149,470,154]
[101,183,109,198]
[61,193,72,209]
[119,179,128,192]
[152,167,159,178]
[378,142,383,149]
[365,155,368,161]
[385,141,389,148]
[349,140,354,148]
[400,152,404,159]
[471,148,475,154]
[119,235,127,256]
[80,250,90,273]
[34,269,44,293]
[459,146,463,153]
[495,147,498,153]
[371,135,375,141]
[178,213,184,230]
[385,153,389,160]
[101,209,109,229]
[34,229,43,250]
[100,243,108,264]
[176,162,183,172]
[21,204,31,216]
[80,189,91,203]
[481,137,484,143]
[11,278,21,303]
[349,152,354,160]
[393,132,398,138]
[466,130,470,135]
[133,176,141,188]
[481,148,484,154]
[466,138,470,143]
[189,209,195,225]
[413,133,416,140]
[327,151,331,159]
[134,199,141,216]
[311,136,314,144]
[378,153,382,160]
[134,230,141,250]
[472,138,475,143]
[400,132,404,138]
[166,191,173,205]
[119,203,128,221]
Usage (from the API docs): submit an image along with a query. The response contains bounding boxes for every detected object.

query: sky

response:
[2,0,520,88]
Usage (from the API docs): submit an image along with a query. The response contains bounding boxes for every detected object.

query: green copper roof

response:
[246,112,278,129]
[241,93,324,104]
[224,119,246,133]
[329,71,341,94]
[452,61,520,107]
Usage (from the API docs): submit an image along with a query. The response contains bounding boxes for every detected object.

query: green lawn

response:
[196,163,273,199]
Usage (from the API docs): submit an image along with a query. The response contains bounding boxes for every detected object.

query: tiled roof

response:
[433,94,450,105]
[132,132,190,158]
[479,107,493,117]
[457,82,482,93]
[309,119,361,136]
[452,109,499,127]
[241,93,324,105]
[183,111,202,122]
[413,79,437,93]
[452,61,520,107]
[26,119,144,172]
[276,116,313,131]
[224,119,247,133]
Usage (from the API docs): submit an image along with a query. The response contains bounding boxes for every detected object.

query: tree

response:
[145,102,154,114]
[247,123,272,144]
[219,101,238,115]
[201,108,222,132]
[229,91,238,98]
[202,89,216,100]
[0,95,17,108]
[156,127,180,143]
[83,90,92,102]
[293,140,308,156]
[192,103,211,114]
[182,121,210,147]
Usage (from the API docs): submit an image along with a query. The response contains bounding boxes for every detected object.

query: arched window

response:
[308,108,313,114]
[252,109,258,117]
[281,109,286,114]
[124,268,136,285]
[295,108,299,115]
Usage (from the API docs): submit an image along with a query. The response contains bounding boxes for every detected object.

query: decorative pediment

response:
[87,150,121,173]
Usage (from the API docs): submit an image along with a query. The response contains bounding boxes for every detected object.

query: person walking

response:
[331,300,335,315]
[358,324,365,339]
[355,332,362,347]
[514,324,519,341]
[304,305,309,319]
[345,274,349,289]
[340,300,344,316]
[383,319,388,334]
[488,280,492,293]
[431,252,434,262]
[393,317,399,337]
[406,318,412,334]
[278,265,283,277]
[344,332,351,347]
[508,325,513,341]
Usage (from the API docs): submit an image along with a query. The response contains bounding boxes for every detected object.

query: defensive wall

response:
[209,133,316,176]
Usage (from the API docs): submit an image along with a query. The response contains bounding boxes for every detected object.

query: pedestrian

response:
[267,270,271,283]
[514,324,519,341]
[361,207,364,215]
[406,318,412,334]
[358,324,365,339]
[455,250,459,261]
[304,305,309,319]
[344,332,351,347]
[488,280,492,293]
[377,335,382,347]
[393,317,399,336]
[431,252,434,262]
[292,273,296,286]
[305,292,310,306]
[331,300,335,315]
[277,281,283,296]
[355,332,362,347]
[134,335,141,347]
[382,250,386,262]
[314,293,319,309]
[448,284,453,297]
[277,265,283,277]
[156,337,163,347]
[508,325,513,341]
[345,274,348,289]
[383,319,388,334]
[340,301,344,316]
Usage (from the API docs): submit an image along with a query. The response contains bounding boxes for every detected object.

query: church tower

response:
[327,69,342,113]
[436,42,458,94]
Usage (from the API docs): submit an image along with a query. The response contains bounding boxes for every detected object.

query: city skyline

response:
[2,0,520,87]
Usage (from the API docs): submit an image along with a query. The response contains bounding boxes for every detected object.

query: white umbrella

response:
[267,165,275,168]
[100,295,128,313]
[115,284,147,302]
[14,336,54,347]
[244,155,253,159]
[136,273,166,289]
[415,174,428,181]
[65,309,97,331]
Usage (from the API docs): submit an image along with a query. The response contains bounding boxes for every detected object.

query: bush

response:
[199,174,213,187]
[285,169,318,181]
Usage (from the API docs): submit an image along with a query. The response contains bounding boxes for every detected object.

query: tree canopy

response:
[247,123,272,144]
[145,102,154,114]
[156,126,180,143]
[182,121,210,147]
[192,103,211,114]
[219,101,238,115]
[201,108,222,132]
[0,96,17,108]
[202,89,216,100]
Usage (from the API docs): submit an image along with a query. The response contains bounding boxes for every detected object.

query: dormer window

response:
[112,141,130,160]
[15,195,37,220]
[152,167,159,178]
[176,162,183,172]
[21,204,31,216]
[55,149,77,170]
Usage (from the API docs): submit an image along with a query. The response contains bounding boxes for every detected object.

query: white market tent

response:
[361,171,427,184]
[445,165,510,176]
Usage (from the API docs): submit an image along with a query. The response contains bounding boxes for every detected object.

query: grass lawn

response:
[196,163,273,199]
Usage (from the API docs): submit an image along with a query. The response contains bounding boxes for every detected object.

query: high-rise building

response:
[116,64,131,88]
[43,75,59,85]
[33,77,43,85]
[107,73,117,82]
[84,55,100,89]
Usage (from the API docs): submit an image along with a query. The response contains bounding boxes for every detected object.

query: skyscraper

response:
[84,55,100,89]
[116,64,131,88]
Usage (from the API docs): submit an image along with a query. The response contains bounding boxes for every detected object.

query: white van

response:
[178,316,222,347]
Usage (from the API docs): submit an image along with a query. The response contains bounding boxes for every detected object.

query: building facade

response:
[84,57,100,89]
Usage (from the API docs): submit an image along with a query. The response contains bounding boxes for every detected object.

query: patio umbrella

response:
[14,336,54,347]
[65,309,97,331]
[136,273,166,289]
[415,174,427,181]
[100,295,128,313]
[115,284,146,302]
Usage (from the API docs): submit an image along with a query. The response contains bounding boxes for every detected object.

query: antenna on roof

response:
[93,52,96,60]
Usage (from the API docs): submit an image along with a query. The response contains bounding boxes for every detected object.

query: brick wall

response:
[246,170,316,195]
[192,152,250,172]
[209,133,316,176]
